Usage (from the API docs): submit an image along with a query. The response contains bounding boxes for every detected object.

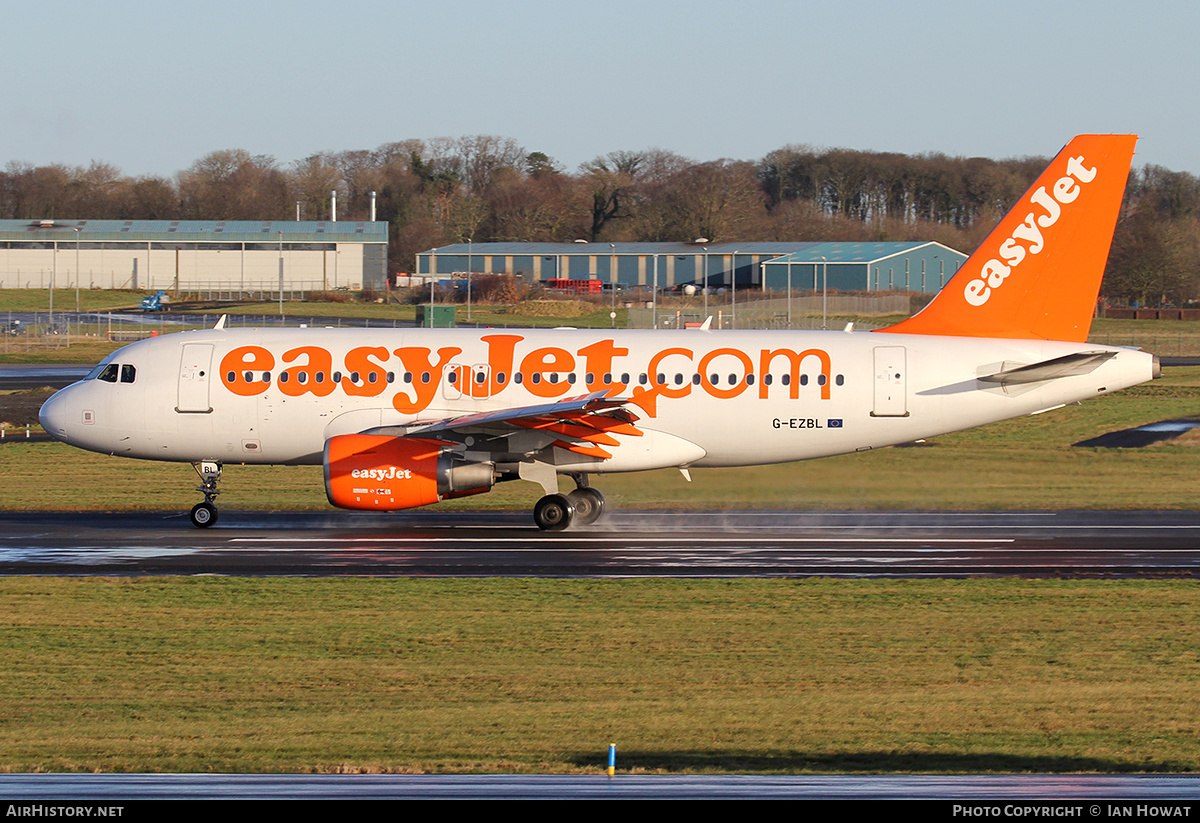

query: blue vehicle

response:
[140,291,168,311]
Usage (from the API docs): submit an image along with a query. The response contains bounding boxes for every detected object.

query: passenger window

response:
[98,364,118,383]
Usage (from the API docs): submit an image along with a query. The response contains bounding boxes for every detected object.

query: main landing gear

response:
[190,461,222,528]
[533,475,606,531]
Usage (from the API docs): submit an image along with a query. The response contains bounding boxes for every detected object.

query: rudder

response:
[878,134,1136,342]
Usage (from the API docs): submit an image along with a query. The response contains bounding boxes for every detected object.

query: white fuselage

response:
[40,326,1157,475]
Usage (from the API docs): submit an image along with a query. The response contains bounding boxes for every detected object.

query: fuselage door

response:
[872,346,908,417]
[468,364,492,399]
[177,343,214,413]
[442,363,465,400]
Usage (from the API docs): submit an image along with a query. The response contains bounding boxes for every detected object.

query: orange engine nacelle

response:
[323,434,495,511]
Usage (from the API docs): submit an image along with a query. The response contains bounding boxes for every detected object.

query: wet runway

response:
[2,509,1198,577]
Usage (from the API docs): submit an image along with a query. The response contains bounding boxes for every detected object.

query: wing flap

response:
[359,390,642,461]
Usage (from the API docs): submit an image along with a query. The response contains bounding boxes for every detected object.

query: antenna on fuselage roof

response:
[213,315,227,330]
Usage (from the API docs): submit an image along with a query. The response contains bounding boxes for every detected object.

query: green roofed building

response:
[0,220,389,293]
[414,241,966,294]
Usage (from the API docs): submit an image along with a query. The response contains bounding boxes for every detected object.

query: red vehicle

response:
[545,278,602,295]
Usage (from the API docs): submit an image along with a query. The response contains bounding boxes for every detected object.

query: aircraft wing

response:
[362,390,642,460]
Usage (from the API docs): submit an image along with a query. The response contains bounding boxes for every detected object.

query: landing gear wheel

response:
[190,502,218,528]
[567,487,605,526]
[190,461,222,529]
[534,494,575,531]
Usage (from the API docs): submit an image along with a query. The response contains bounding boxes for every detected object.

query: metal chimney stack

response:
[331,190,337,222]
[369,191,377,222]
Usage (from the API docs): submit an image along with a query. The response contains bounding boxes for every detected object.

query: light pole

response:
[819,255,828,329]
[609,243,616,318]
[278,231,284,317]
[731,249,739,329]
[694,238,709,322]
[73,226,81,315]
[430,247,437,314]
[50,240,56,326]
[787,259,792,327]
[652,254,658,328]
[466,238,472,323]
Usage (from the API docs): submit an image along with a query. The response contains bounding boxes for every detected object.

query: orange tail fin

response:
[878,134,1136,342]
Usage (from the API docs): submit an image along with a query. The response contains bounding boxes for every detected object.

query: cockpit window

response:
[120,364,136,384]
[97,364,119,383]
[86,356,117,381]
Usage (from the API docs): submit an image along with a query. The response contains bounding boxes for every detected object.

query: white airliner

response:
[40,135,1157,530]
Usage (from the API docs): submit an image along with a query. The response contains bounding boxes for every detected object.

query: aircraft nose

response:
[39,387,75,442]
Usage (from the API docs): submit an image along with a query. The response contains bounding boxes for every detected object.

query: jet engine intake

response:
[323,434,494,511]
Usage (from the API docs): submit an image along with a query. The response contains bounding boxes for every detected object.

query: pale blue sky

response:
[4,0,1197,176]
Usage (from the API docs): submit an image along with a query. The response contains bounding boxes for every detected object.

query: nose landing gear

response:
[190,461,222,528]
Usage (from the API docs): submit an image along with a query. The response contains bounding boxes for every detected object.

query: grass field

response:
[0,577,1197,774]
[2,293,1199,774]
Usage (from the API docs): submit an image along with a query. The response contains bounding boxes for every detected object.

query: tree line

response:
[1,135,1196,306]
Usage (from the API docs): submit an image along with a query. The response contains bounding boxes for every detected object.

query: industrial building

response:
[414,241,967,293]
[0,219,389,293]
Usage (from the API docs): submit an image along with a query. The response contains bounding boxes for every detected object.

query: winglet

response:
[878,135,1136,342]
[213,314,228,330]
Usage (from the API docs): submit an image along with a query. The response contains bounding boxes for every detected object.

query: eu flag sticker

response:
[827,419,843,428]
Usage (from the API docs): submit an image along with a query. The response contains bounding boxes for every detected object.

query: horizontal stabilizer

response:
[978,351,1117,385]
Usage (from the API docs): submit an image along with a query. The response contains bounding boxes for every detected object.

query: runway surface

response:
[2,509,1198,577]
[1,772,1199,800]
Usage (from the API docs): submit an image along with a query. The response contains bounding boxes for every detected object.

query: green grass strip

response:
[0,577,1197,774]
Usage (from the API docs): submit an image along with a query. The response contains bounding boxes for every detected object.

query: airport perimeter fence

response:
[0,310,418,355]
[0,274,325,302]
[626,293,911,331]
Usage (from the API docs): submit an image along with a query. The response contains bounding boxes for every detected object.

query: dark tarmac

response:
[2,509,1198,577]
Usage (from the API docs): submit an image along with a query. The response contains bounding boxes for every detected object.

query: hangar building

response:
[415,241,966,293]
[0,219,389,293]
